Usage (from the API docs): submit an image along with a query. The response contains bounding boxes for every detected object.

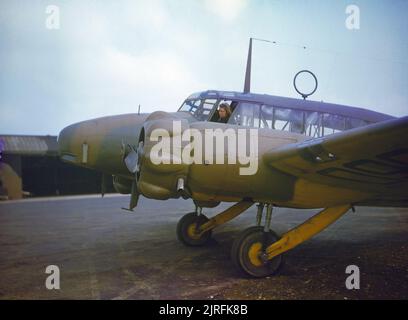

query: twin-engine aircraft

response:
[58,39,408,277]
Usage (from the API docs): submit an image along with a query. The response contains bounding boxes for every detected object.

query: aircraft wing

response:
[263,116,408,206]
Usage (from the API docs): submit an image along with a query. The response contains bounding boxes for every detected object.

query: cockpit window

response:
[229,103,371,137]
[209,100,238,123]
[201,99,217,120]
[273,108,305,133]
[179,98,217,121]
[179,99,201,114]
[345,117,370,130]
[228,102,260,127]
[178,97,372,137]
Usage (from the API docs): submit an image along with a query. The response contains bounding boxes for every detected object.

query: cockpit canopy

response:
[178,90,394,138]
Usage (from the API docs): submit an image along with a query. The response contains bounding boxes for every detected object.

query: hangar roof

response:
[0,135,58,156]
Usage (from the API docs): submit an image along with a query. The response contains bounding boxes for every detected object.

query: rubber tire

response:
[177,212,212,246]
[231,226,283,278]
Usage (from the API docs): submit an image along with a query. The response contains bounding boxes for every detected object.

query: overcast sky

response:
[0,0,407,135]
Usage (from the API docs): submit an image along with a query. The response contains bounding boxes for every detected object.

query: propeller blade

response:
[124,147,139,173]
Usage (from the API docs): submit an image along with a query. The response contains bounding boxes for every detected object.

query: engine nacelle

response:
[136,112,190,200]
[112,175,133,194]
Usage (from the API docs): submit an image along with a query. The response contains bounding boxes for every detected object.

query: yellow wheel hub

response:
[248,242,264,267]
[187,223,201,240]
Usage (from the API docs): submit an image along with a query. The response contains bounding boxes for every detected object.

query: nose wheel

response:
[176,212,212,246]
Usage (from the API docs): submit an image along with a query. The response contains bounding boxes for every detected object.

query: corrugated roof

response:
[0,135,58,156]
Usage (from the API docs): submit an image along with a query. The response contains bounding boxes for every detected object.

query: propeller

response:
[122,140,145,211]
[124,140,145,175]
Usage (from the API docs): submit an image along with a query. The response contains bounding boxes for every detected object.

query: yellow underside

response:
[289,179,369,208]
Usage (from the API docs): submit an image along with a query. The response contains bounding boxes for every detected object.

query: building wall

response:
[0,154,114,199]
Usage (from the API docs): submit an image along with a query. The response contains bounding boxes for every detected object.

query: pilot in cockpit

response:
[217,103,232,123]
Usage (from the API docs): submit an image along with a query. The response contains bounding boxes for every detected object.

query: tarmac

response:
[0,195,407,299]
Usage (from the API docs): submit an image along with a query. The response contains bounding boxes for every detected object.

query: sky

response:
[0,0,407,135]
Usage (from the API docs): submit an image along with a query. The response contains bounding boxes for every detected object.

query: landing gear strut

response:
[177,199,351,278]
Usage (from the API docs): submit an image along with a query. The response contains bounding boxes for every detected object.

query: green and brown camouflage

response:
[58,94,408,210]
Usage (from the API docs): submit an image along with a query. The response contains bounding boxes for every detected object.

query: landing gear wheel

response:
[231,226,283,277]
[177,212,212,246]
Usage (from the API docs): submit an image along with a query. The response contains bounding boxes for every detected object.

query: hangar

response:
[0,135,113,200]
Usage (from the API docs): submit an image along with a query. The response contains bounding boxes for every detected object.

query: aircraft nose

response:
[58,113,150,167]
[58,122,82,164]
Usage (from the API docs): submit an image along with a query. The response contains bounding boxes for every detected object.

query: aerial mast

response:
[243,37,253,93]
[243,37,275,94]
